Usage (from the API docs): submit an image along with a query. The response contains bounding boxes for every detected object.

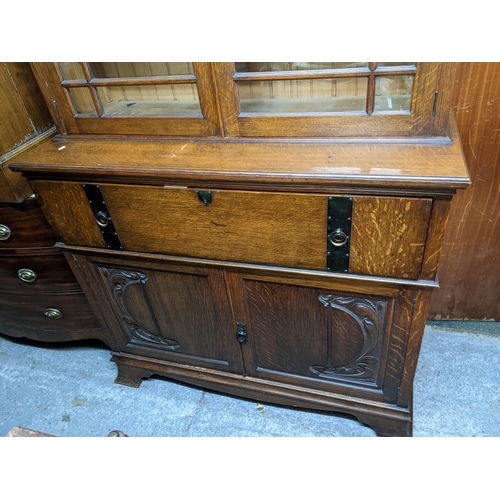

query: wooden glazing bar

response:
[233,68,372,81]
[62,75,198,87]
[88,84,104,117]
[80,63,92,82]
[233,68,417,82]
[374,67,417,76]
[366,63,377,115]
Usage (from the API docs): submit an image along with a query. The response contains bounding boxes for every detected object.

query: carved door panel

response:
[76,254,245,374]
[228,271,413,403]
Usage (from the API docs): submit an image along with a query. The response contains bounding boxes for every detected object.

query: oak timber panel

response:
[81,255,244,374]
[10,131,469,192]
[100,185,327,270]
[241,280,391,389]
[31,181,106,248]
[350,197,432,279]
[429,62,500,320]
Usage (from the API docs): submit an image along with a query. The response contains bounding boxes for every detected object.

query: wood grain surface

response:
[429,63,500,320]
[350,197,432,279]
[31,181,106,248]
[10,125,469,193]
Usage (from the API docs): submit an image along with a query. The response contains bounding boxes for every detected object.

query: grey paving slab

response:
[0,321,499,437]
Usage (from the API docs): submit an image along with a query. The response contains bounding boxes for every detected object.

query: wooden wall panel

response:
[429,63,500,320]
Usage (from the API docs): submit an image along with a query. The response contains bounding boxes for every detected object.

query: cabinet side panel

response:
[32,180,106,248]
[419,198,451,280]
[350,197,432,279]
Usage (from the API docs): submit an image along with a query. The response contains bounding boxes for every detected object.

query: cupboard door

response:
[31,63,221,137]
[74,253,244,374]
[214,62,455,138]
[228,270,416,403]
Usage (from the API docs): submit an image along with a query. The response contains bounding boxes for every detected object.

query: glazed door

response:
[72,253,245,374]
[214,62,454,138]
[226,269,417,404]
[31,62,221,137]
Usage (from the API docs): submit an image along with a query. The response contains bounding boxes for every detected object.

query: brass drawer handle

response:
[0,224,11,241]
[44,308,62,319]
[18,268,37,283]
[328,229,349,247]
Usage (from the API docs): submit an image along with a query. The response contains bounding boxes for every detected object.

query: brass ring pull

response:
[44,308,62,319]
[18,268,37,283]
[95,211,109,227]
[328,229,349,247]
[0,224,11,241]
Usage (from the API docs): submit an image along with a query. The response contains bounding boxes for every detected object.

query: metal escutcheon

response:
[328,229,349,247]
[0,224,11,241]
[18,268,37,283]
[44,308,62,319]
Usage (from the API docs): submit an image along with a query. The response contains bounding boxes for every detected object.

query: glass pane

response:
[235,62,367,72]
[377,62,415,67]
[58,62,86,81]
[67,87,97,115]
[238,78,368,113]
[97,84,201,116]
[374,75,414,112]
[89,62,194,78]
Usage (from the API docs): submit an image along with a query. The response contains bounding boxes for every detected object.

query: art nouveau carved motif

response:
[309,294,387,383]
[100,267,180,350]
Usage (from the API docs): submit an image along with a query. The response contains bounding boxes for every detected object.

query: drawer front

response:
[0,199,57,248]
[0,290,102,337]
[0,250,80,291]
[32,181,433,280]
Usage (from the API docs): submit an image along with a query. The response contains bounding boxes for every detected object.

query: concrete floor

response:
[0,321,499,437]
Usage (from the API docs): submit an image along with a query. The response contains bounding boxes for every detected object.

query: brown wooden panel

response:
[0,64,35,154]
[100,185,327,270]
[429,63,500,320]
[243,280,389,386]
[350,196,432,279]
[419,198,452,280]
[0,249,80,292]
[0,290,102,340]
[0,198,56,248]
[0,162,32,203]
[78,254,244,374]
[10,127,469,193]
[31,180,106,248]
[4,63,52,134]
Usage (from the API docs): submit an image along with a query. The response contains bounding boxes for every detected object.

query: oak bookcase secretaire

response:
[8,62,469,436]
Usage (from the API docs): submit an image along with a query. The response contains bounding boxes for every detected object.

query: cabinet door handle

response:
[18,268,37,283]
[0,224,11,241]
[44,308,62,319]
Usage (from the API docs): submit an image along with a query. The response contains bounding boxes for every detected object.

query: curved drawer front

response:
[0,199,57,248]
[32,181,433,280]
[0,250,80,291]
[0,290,102,337]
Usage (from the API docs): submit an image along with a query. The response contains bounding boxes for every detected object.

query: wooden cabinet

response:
[0,198,105,343]
[7,61,470,436]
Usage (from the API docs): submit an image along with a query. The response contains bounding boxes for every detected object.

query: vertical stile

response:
[366,62,377,115]
[80,63,104,117]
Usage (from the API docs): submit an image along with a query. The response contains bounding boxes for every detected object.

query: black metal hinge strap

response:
[82,184,124,251]
[326,196,353,273]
